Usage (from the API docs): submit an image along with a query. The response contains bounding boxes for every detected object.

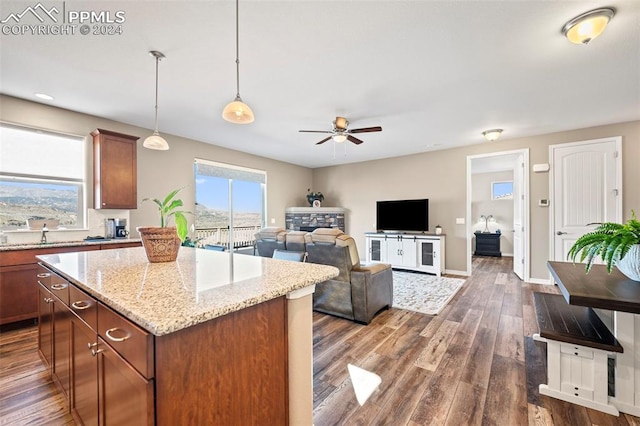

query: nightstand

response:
[474,232,502,257]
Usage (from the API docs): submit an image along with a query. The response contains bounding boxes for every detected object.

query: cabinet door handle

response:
[37,273,51,278]
[44,297,54,303]
[105,327,131,342]
[87,342,98,349]
[91,348,104,357]
[72,300,91,310]
[556,231,567,235]
[51,283,67,290]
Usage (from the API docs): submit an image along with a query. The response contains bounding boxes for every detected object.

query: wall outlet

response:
[456,217,465,225]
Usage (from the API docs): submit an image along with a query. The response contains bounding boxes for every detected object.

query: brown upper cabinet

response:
[92,129,139,209]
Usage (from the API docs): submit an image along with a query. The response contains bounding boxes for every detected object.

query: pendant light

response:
[143,50,169,150]
[222,0,254,124]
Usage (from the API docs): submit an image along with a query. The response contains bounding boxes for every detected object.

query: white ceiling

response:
[1,1,639,169]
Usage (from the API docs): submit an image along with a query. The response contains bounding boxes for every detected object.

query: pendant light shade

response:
[562,8,615,45]
[143,50,169,150]
[222,0,254,124]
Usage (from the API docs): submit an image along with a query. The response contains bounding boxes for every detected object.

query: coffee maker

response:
[114,218,128,239]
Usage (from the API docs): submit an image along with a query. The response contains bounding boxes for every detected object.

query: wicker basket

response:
[137,226,181,263]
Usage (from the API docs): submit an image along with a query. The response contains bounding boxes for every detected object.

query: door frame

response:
[548,136,623,263]
[466,148,530,280]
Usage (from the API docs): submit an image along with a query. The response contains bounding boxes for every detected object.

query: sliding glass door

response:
[194,159,265,251]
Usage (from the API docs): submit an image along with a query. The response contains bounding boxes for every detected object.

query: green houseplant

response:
[567,210,640,281]
[137,188,191,262]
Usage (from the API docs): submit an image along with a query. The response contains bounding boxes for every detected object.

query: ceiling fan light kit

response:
[143,50,169,151]
[562,7,615,45]
[482,129,503,141]
[299,116,382,146]
[222,0,254,124]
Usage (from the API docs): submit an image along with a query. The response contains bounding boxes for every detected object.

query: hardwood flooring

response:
[1,256,639,425]
[312,256,640,425]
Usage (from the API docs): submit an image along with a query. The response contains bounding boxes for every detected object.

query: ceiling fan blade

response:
[349,126,382,134]
[347,135,364,145]
[316,136,332,145]
[299,130,332,133]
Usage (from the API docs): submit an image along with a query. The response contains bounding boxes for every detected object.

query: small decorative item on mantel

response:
[567,210,640,282]
[306,188,324,207]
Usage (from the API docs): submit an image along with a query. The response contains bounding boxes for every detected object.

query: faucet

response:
[41,224,49,243]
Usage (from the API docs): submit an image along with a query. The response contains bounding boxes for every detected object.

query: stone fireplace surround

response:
[285,207,346,233]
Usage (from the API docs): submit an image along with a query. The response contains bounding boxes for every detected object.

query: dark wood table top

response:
[547,261,640,314]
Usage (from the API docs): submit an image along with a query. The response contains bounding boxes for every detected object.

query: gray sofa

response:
[255,227,393,324]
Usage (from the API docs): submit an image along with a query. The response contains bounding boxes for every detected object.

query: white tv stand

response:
[365,232,445,276]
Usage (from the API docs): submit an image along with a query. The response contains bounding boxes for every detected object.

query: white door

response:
[513,154,524,279]
[551,137,622,262]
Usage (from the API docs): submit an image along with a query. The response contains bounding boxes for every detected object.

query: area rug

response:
[392,270,466,315]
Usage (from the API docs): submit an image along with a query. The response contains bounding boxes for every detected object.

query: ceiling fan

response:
[299,116,382,145]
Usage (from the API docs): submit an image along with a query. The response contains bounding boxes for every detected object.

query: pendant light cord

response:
[235,0,241,99]
[154,54,160,132]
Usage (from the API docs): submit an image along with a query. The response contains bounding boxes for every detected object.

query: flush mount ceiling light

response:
[562,7,615,45]
[143,50,169,150]
[222,0,254,124]
[482,129,503,141]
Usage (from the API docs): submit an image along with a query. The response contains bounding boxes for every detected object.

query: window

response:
[0,124,86,230]
[194,159,266,249]
[492,181,513,200]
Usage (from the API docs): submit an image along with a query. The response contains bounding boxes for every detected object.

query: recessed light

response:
[35,93,54,100]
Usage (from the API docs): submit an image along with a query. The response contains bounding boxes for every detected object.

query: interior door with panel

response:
[513,154,524,279]
[551,137,622,262]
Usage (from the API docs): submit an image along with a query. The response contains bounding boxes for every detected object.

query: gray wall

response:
[472,171,514,255]
[312,120,640,279]
[0,95,312,234]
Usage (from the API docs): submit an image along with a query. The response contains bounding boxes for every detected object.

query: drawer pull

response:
[105,328,131,342]
[37,273,51,278]
[51,283,67,291]
[72,300,91,310]
[91,348,104,357]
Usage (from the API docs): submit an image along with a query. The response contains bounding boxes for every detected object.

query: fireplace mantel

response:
[285,207,346,232]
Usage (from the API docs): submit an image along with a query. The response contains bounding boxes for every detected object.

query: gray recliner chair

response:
[304,228,393,324]
[254,227,286,257]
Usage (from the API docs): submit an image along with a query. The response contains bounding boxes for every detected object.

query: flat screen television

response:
[376,199,429,232]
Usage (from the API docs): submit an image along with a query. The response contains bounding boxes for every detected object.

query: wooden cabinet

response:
[40,265,154,426]
[91,128,139,210]
[365,233,446,276]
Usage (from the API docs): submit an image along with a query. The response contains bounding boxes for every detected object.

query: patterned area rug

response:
[392,270,466,315]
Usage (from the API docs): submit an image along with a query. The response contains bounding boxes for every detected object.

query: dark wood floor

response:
[1,256,639,425]
[312,256,640,425]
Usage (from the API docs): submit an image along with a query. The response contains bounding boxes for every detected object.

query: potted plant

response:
[567,210,640,281]
[137,188,191,263]
[306,188,324,207]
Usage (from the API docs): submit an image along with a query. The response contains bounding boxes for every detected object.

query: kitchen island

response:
[37,246,338,425]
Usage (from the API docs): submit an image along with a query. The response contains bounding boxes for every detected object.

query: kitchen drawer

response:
[98,303,154,379]
[38,266,70,305]
[1,245,100,267]
[560,343,594,359]
[69,285,97,332]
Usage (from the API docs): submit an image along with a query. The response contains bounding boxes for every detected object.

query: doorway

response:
[466,149,530,280]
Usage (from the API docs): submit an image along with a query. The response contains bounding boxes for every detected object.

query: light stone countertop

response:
[0,238,141,251]
[37,247,338,336]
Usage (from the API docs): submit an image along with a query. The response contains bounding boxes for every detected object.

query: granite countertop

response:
[37,247,338,336]
[0,238,141,252]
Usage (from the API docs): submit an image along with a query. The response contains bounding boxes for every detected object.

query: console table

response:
[474,232,501,257]
[547,261,640,417]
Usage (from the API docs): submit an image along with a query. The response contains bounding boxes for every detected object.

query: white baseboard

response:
[445,269,469,277]
[527,277,551,285]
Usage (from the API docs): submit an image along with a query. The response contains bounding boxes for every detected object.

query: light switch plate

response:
[456,217,465,224]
